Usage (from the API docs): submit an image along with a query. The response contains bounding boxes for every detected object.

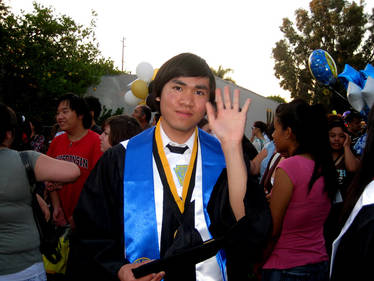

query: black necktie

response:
[166,144,188,154]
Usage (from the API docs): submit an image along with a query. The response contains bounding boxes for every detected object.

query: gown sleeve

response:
[67,144,128,281]
[207,156,272,280]
[331,205,374,281]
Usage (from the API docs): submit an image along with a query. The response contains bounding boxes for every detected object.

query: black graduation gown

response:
[330,204,374,281]
[67,143,271,281]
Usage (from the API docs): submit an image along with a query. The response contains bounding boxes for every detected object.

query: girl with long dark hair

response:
[261,99,337,281]
[324,116,360,256]
[328,116,359,196]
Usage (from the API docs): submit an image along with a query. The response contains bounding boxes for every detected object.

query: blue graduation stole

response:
[123,127,227,275]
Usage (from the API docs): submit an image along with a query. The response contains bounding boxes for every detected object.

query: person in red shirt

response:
[48,93,102,226]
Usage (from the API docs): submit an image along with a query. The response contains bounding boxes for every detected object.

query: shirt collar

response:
[159,123,196,152]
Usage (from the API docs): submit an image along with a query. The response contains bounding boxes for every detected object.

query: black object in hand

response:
[132,237,223,279]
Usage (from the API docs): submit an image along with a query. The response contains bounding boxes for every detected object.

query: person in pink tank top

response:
[261,99,338,281]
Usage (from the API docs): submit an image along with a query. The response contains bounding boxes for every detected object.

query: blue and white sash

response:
[123,128,227,278]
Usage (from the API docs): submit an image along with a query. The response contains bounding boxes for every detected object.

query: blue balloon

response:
[338,64,366,90]
[308,49,338,86]
[361,63,374,80]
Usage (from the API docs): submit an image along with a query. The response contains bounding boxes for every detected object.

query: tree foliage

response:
[97,105,124,126]
[267,95,287,104]
[272,0,374,110]
[0,2,120,124]
[211,65,236,84]
[0,0,8,19]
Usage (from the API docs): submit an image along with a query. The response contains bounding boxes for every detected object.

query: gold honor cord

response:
[155,120,198,214]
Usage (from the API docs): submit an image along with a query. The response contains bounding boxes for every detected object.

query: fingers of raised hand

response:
[241,98,251,115]
[232,89,240,111]
[206,102,215,124]
[215,88,224,111]
[223,86,232,109]
[214,86,250,119]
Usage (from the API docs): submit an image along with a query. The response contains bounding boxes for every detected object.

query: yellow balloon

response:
[131,79,148,99]
[138,99,146,105]
[152,68,159,81]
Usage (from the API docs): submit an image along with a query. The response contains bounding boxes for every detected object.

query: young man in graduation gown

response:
[68,53,271,281]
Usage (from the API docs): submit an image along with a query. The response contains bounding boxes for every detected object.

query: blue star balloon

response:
[308,49,338,86]
[338,64,366,89]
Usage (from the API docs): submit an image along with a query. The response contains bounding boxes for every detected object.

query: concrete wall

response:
[86,74,280,137]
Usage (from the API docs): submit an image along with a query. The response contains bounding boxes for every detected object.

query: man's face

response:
[56,100,82,133]
[159,76,210,141]
[348,118,362,134]
[132,105,144,122]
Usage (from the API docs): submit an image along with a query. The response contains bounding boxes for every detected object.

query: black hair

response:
[0,103,17,144]
[254,121,267,133]
[153,112,161,124]
[345,111,362,123]
[139,105,152,123]
[266,122,274,141]
[275,99,337,199]
[84,96,102,122]
[102,115,142,146]
[147,53,215,112]
[340,104,374,225]
[29,116,43,135]
[328,115,347,133]
[57,93,92,129]
[198,117,209,129]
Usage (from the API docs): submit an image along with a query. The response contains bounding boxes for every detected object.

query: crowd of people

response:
[0,52,373,281]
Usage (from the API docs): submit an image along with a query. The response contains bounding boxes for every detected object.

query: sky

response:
[9,0,318,101]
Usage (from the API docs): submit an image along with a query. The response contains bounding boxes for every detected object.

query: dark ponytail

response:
[0,103,17,144]
[276,99,338,199]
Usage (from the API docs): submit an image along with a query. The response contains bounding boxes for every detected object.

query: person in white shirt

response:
[250,121,269,153]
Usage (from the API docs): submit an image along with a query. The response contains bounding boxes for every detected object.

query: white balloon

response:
[347,81,364,112]
[362,76,374,109]
[136,62,154,82]
[124,90,142,106]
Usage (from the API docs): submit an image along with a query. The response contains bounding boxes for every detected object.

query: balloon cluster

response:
[124,62,158,106]
[308,49,374,117]
[338,64,374,115]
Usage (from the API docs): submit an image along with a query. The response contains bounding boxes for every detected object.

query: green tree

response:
[97,105,124,126]
[272,0,374,110]
[267,95,286,104]
[211,65,236,84]
[0,2,120,124]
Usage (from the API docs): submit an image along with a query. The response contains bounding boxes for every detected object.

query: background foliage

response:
[272,0,374,111]
[211,65,236,84]
[0,1,120,124]
[267,95,287,104]
[97,105,124,126]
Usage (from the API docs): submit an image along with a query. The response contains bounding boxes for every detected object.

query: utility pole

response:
[121,37,126,72]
